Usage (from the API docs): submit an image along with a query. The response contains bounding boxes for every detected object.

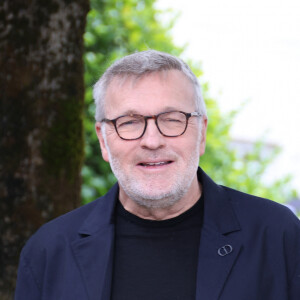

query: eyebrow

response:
[120,109,140,116]
[120,106,181,116]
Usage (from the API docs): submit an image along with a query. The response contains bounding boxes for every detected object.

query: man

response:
[15,50,300,300]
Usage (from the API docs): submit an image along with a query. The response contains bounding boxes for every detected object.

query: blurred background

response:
[1,0,299,297]
[157,0,300,200]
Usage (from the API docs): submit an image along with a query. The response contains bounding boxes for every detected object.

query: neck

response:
[119,177,202,220]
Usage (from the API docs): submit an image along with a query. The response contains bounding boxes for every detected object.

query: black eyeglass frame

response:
[101,110,202,140]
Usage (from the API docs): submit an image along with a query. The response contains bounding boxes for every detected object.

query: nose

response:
[139,118,166,150]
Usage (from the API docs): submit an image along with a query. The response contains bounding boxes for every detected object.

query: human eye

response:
[165,117,183,123]
[117,116,143,128]
[161,112,185,123]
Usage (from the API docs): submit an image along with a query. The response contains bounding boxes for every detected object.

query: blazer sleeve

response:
[14,253,41,300]
[289,259,300,298]
[288,214,300,300]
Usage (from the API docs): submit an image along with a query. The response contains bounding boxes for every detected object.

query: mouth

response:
[138,160,173,167]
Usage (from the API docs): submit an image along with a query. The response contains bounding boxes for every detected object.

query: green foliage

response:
[200,93,297,202]
[82,0,297,204]
[82,0,182,203]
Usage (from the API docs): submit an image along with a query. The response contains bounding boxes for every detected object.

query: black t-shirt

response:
[111,196,204,300]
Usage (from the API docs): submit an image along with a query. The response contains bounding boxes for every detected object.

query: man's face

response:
[96,70,207,208]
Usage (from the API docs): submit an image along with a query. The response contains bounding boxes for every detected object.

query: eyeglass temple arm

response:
[190,112,202,117]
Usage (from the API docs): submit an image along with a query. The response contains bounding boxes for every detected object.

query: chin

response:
[123,184,187,209]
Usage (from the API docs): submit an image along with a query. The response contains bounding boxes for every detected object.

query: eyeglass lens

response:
[115,111,187,140]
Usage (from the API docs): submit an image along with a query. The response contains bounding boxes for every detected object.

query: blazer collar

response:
[199,167,241,234]
[77,167,241,236]
[77,183,119,236]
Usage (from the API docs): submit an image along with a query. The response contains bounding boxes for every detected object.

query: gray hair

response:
[93,50,207,121]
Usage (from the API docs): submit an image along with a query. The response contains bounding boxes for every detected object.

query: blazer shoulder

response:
[21,183,119,258]
[222,185,300,230]
[22,197,104,255]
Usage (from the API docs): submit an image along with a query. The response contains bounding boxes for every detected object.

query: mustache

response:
[134,150,178,162]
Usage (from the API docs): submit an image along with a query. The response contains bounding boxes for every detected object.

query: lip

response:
[137,159,174,168]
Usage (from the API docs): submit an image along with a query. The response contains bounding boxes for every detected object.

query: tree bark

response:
[0,0,89,296]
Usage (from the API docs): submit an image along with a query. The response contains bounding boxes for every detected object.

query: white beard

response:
[103,128,201,209]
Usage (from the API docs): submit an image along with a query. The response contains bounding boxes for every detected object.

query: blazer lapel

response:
[72,226,114,300]
[196,168,242,300]
[71,184,119,300]
[196,226,242,300]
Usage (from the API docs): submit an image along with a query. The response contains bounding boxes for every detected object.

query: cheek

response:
[108,140,137,163]
[174,132,201,152]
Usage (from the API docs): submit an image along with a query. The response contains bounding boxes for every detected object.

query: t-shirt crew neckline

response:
[116,195,204,228]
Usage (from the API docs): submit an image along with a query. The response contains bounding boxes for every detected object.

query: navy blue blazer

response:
[15,168,300,299]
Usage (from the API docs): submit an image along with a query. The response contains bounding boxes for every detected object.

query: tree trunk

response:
[0,0,89,296]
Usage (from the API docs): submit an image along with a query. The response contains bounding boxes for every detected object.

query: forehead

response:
[104,70,196,117]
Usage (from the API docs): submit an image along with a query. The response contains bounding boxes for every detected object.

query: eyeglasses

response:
[101,111,201,140]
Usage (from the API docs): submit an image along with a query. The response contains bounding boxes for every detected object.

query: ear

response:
[95,122,110,162]
[199,117,208,156]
